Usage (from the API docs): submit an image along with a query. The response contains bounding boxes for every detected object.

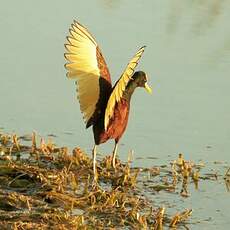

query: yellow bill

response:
[144,82,152,94]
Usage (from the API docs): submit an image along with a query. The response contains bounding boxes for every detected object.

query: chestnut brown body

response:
[93,98,129,145]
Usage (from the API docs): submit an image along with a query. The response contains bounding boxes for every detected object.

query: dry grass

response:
[0,131,225,229]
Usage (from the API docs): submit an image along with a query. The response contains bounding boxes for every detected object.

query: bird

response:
[64,21,152,183]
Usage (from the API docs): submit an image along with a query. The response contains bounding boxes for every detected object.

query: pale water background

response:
[0,1,230,229]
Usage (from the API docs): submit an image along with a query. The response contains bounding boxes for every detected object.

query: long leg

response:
[112,141,118,168]
[92,145,98,183]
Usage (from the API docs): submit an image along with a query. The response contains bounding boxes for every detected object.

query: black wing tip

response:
[64,63,69,69]
[64,43,70,51]
[69,28,74,34]
[73,20,86,29]
[73,19,79,25]
[140,45,146,50]
[64,53,69,59]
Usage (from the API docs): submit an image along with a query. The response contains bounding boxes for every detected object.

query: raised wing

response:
[104,46,146,130]
[64,21,112,127]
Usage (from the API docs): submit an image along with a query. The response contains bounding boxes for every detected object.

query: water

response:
[0,0,230,228]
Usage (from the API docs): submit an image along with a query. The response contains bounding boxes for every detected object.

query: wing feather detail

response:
[64,21,112,126]
[104,46,146,130]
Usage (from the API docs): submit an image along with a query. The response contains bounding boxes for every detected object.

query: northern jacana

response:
[64,21,152,182]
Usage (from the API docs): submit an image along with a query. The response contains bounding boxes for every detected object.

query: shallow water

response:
[0,0,230,228]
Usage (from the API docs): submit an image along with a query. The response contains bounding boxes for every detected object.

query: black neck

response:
[122,80,138,102]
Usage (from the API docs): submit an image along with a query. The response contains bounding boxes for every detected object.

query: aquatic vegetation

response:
[0,131,228,229]
[224,167,230,192]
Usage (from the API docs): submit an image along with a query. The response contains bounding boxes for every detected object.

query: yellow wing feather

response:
[64,21,111,125]
[104,46,146,130]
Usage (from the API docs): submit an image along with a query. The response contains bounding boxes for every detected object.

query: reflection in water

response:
[165,0,230,69]
[0,0,229,154]
[225,179,230,192]
[224,167,230,192]
[167,0,225,36]
[166,0,184,35]
[100,0,122,9]
[191,0,224,36]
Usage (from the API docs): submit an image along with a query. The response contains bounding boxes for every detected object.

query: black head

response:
[132,71,152,93]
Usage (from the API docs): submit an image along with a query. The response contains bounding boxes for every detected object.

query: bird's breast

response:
[97,98,130,144]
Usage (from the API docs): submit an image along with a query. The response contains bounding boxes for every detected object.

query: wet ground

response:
[0,131,229,229]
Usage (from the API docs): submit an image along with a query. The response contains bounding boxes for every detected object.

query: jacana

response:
[64,21,152,183]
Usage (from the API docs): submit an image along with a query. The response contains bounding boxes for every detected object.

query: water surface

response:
[0,1,230,228]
